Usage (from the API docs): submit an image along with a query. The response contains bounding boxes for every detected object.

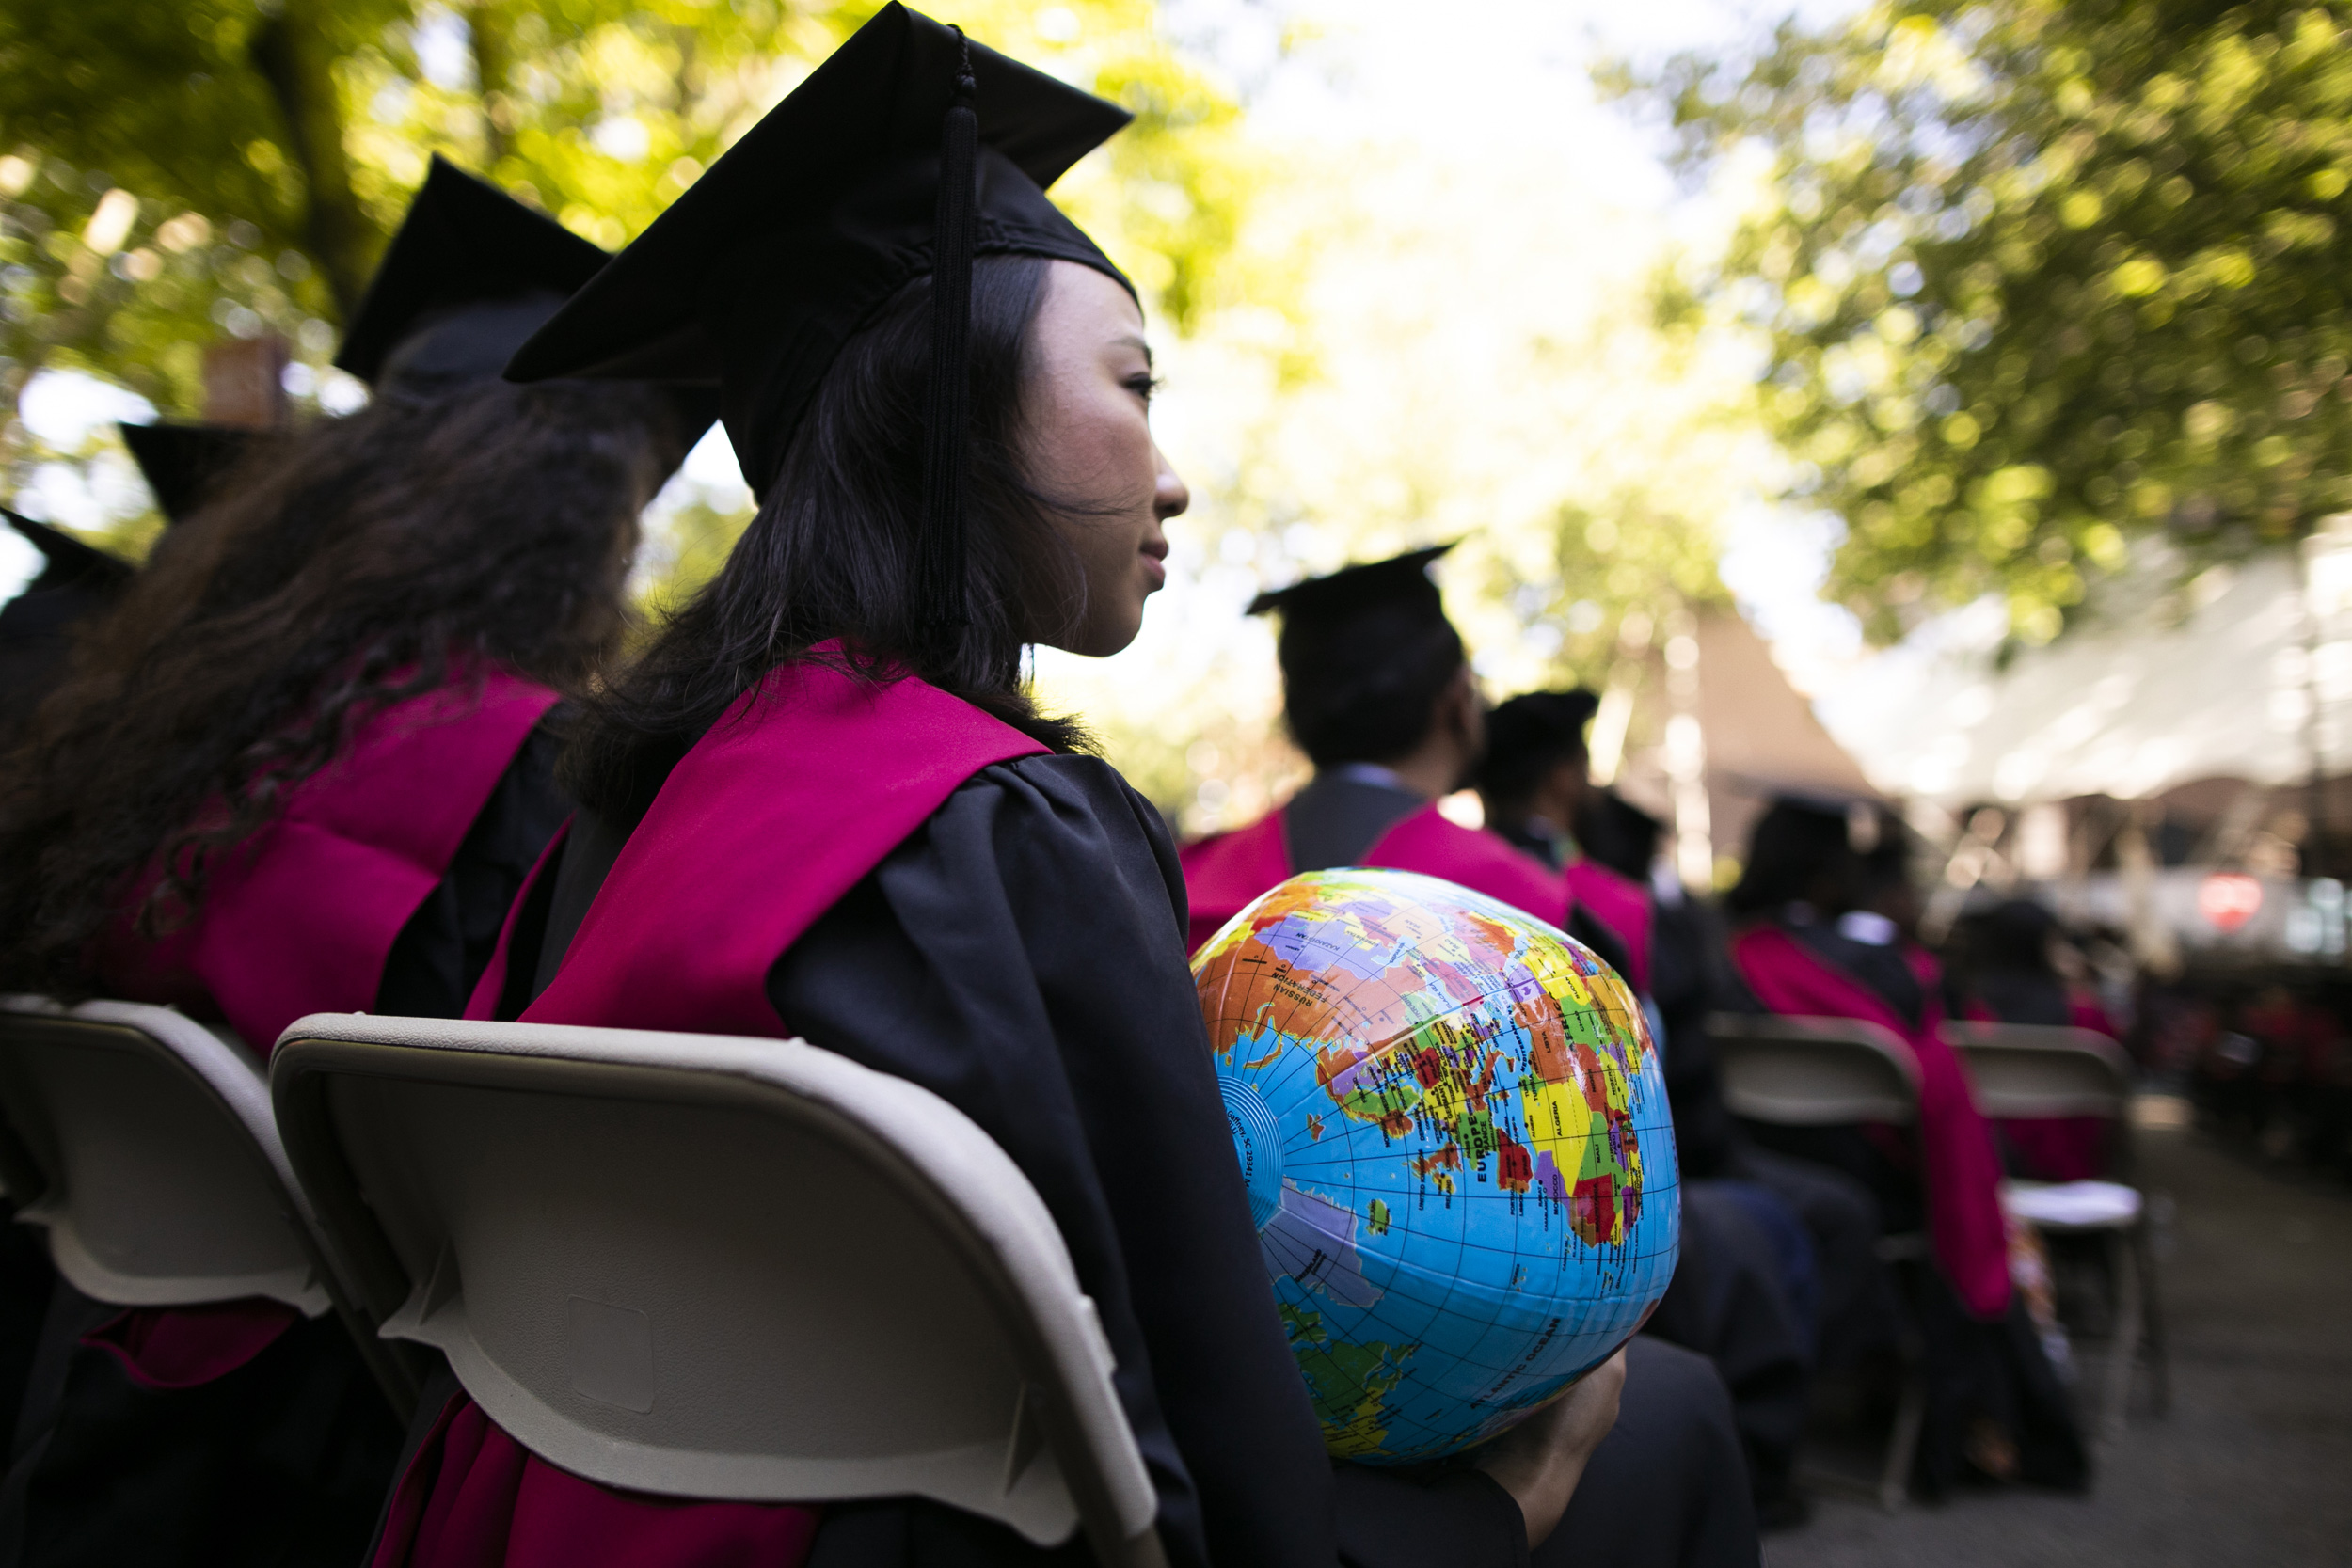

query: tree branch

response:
[248,2,373,320]
[468,1,516,166]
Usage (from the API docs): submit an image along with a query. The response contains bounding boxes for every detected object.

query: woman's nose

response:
[1154,445,1190,520]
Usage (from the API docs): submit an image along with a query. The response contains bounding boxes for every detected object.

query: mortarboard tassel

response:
[918,28,979,635]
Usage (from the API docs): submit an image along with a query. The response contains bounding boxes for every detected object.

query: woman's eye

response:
[1125,372,1162,404]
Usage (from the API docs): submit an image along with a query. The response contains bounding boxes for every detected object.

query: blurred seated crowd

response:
[0,8,2272,1554]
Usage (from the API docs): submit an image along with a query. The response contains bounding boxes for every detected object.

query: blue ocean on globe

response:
[1194,867,1681,1463]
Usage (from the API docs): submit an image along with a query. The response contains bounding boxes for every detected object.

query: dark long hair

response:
[563,254,1089,825]
[1723,800,1859,919]
[0,376,684,996]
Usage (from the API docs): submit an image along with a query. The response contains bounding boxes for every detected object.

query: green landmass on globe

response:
[1280,1304,1416,1457]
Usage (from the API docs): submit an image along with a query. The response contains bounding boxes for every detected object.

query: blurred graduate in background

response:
[1477,689,1655,981]
[1718,797,2089,1496]
[1477,690,1901,1521]
[1183,545,1802,1543]
[0,516,132,746]
[0,156,704,1567]
[1180,546,1635,961]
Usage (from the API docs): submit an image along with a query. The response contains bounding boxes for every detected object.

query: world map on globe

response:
[1195,867,1680,1464]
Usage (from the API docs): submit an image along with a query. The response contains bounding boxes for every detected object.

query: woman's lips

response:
[1140,553,1168,590]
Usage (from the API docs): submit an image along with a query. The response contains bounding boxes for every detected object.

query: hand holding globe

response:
[1471,1344,1628,1546]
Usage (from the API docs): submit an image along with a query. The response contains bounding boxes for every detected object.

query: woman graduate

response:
[0,158,701,1566]
[373,9,1636,1568]
[1718,800,2087,1496]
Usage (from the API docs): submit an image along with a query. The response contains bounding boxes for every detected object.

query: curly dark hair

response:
[562,254,1093,826]
[0,376,688,997]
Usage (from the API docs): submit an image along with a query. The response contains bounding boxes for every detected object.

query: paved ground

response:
[1767,1117,2352,1568]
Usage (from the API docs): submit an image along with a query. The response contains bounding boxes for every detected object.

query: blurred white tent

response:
[1839,527,2352,809]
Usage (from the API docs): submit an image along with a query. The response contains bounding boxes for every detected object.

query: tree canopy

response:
[0,1,1254,455]
[1621,0,2352,643]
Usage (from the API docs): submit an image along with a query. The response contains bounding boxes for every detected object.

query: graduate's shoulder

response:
[954,748,1153,810]
[894,752,1190,946]
[943,750,1175,857]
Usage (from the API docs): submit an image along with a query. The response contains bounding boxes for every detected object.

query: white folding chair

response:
[0,996,405,1395]
[1708,1011,1928,1512]
[1946,1019,2169,1439]
[270,1012,1165,1567]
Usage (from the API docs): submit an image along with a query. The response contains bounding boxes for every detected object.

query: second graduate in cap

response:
[0,156,705,1565]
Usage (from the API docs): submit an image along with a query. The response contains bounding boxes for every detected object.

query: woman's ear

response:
[1452,663,1487,757]
[1436,669,1488,797]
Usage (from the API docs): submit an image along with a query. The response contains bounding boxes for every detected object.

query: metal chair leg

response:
[2100,1227,2143,1442]
[2135,1223,2170,1418]
[1880,1354,1927,1512]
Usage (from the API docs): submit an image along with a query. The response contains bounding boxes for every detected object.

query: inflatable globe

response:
[1195,867,1679,1463]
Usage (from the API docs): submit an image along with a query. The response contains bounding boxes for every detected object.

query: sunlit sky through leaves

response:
[1034,0,1875,816]
[6,0,1882,816]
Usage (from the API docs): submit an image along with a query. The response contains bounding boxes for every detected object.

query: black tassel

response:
[919,28,979,635]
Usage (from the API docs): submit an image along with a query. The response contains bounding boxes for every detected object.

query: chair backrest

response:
[270,1012,1164,1567]
[1943,1021,2133,1121]
[1705,1012,1921,1127]
[0,996,330,1316]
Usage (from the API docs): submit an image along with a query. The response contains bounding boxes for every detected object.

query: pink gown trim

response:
[1178,801,1588,958]
[518,656,1046,1036]
[80,1299,304,1391]
[1561,858,1653,994]
[387,656,1045,1568]
[1176,811,1291,953]
[97,669,559,1054]
[459,823,571,1022]
[373,1392,822,1568]
[1729,925,2012,1320]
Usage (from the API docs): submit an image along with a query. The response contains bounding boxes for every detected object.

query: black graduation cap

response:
[506,3,1136,626]
[2,510,132,732]
[1482,689,1603,786]
[4,509,133,594]
[1247,544,1457,626]
[1487,689,1600,744]
[1755,788,1899,857]
[335,155,612,397]
[118,421,266,525]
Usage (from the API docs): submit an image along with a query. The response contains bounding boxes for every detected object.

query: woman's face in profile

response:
[1020,259,1189,657]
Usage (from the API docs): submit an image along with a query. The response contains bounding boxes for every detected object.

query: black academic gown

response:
[469,753,1526,1568]
[0,720,570,1568]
